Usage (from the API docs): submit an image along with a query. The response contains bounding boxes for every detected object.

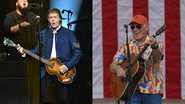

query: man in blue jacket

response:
[17,8,82,104]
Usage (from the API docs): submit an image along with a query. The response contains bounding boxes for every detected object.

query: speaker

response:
[0,61,29,77]
[0,61,30,104]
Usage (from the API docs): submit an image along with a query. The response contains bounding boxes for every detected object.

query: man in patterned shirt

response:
[110,14,164,104]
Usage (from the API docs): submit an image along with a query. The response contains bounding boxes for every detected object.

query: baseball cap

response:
[129,15,148,25]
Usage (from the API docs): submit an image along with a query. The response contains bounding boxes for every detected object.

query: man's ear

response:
[16,2,18,6]
[145,24,149,31]
[59,18,61,22]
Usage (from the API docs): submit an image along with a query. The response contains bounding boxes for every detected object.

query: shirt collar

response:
[52,25,61,34]
[131,35,150,46]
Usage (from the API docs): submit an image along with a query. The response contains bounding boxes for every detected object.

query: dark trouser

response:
[40,73,71,104]
[125,90,162,104]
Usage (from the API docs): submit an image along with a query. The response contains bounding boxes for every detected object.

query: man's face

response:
[17,0,28,9]
[48,12,61,29]
[130,23,148,41]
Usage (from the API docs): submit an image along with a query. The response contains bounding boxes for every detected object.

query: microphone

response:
[35,15,40,23]
[124,24,128,33]
[62,9,73,15]
[124,24,128,28]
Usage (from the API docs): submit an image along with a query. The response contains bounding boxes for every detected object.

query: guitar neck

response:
[131,34,158,66]
[22,49,51,66]
[13,44,52,66]
[3,38,52,67]
[130,24,167,66]
[130,43,149,66]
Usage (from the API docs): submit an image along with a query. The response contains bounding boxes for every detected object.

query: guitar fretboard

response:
[12,44,53,67]
[23,49,54,67]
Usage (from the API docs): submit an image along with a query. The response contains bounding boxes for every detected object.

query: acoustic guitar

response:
[110,24,167,101]
[3,38,76,84]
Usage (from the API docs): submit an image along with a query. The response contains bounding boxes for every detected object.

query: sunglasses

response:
[130,24,142,30]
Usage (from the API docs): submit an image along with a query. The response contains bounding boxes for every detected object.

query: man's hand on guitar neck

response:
[146,37,163,61]
[147,37,157,46]
[17,44,26,57]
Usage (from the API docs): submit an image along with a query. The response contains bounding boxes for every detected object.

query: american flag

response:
[93,0,185,99]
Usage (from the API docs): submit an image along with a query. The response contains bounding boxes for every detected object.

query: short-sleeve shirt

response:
[113,36,164,94]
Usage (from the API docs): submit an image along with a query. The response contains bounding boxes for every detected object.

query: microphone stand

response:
[67,12,73,29]
[125,24,132,104]
[67,12,71,29]
[62,9,73,29]
[36,18,42,104]
[117,24,131,104]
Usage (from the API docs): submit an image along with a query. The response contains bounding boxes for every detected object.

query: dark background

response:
[0,0,92,104]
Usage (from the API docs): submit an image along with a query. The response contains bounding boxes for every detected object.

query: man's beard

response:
[18,5,29,17]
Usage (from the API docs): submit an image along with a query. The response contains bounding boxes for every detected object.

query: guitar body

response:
[109,24,167,101]
[110,54,145,101]
[3,37,77,84]
[45,58,76,84]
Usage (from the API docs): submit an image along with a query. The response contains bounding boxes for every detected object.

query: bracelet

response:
[151,43,158,49]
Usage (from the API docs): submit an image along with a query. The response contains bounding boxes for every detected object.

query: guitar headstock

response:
[152,24,167,38]
[3,37,16,47]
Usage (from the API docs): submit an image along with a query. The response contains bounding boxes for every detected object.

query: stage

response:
[93,98,185,104]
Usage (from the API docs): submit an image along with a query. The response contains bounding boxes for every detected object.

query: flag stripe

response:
[165,0,181,98]
[181,0,185,99]
[93,0,104,98]
[117,0,133,48]
[102,0,118,97]
[133,0,148,17]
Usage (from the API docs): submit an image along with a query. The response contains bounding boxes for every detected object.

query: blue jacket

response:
[31,26,82,78]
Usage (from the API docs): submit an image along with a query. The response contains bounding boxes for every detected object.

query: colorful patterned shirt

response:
[113,36,164,95]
